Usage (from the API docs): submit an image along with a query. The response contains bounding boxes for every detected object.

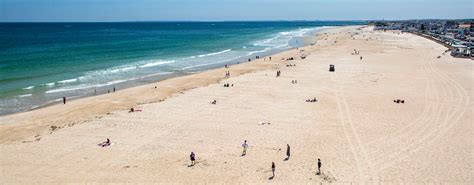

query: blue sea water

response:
[0,21,365,115]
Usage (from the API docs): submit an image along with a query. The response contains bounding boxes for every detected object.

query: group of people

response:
[352,49,360,55]
[291,80,298,84]
[189,142,322,179]
[306,98,318,103]
[286,64,296,67]
[225,71,231,78]
[264,56,272,61]
[393,99,405,104]
[276,70,281,77]
[223,83,233,87]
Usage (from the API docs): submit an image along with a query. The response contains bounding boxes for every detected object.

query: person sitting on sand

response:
[190,152,196,166]
[129,107,142,113]
[211,100,217,104]
[99,138,111,147]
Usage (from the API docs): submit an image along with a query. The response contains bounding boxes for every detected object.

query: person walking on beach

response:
[271,162,276,177]
[242,140,248,156]
[63,96,66,104]
[113,86,116,92]
[286,144,291,160]
[317,158,322,175]
[190,152,196,166]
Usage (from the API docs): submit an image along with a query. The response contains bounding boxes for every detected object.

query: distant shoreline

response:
[0,25,340,118]
[3,22,363,116]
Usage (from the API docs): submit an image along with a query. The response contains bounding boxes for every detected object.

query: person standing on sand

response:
[271,162,276,177]
[242,140,248,156]
[286,144,291,160]
[190,152,196,166]
[63,96,66,104]
[317,158,322,175]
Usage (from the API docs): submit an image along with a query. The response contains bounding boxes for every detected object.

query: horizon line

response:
[0,18,472,23]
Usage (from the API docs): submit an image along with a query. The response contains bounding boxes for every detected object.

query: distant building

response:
[451,44,470,57]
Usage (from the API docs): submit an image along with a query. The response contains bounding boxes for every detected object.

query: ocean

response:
[0,21,365,115]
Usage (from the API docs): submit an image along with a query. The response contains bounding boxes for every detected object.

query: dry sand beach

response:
[0,26,472,183]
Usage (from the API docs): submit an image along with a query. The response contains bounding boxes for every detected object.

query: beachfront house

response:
[451,44,470,57]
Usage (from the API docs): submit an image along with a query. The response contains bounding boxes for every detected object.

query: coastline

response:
[1,25,472,183]
[0,26,348,141]
[0,25,336,116]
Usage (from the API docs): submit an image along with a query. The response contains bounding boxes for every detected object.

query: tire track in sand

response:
[330,63,377,181]
[371,62,469,171]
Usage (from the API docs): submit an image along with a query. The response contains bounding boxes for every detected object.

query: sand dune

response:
[1,26,472,183]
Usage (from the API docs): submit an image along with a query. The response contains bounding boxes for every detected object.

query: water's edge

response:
[0,26,343,117]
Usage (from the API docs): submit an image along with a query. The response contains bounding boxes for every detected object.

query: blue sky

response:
[0,0,472,22]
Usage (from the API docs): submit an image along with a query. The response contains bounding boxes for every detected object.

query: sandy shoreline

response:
[1,26,472,183]
[0,27,331,142]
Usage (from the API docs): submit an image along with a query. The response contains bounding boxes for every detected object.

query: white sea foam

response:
[44,72,173,94]
[44,83,55,87]
[109,66,137,73]
[140,60,175,68]
[22,86,34,90]
[45,79,128,94]
[17,94,32,98]
[246,48,272,56]
[182,57,241,70]
[83,59,174,78]
[253,27,325,48]
[198,49,231,58]
[58,78,78,84]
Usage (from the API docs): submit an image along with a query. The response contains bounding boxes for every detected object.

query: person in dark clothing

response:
[63,96,66,104]
[190,152,196,166]
[317,158,322,175]
[271,162,275,177]
[286,144,290,160]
